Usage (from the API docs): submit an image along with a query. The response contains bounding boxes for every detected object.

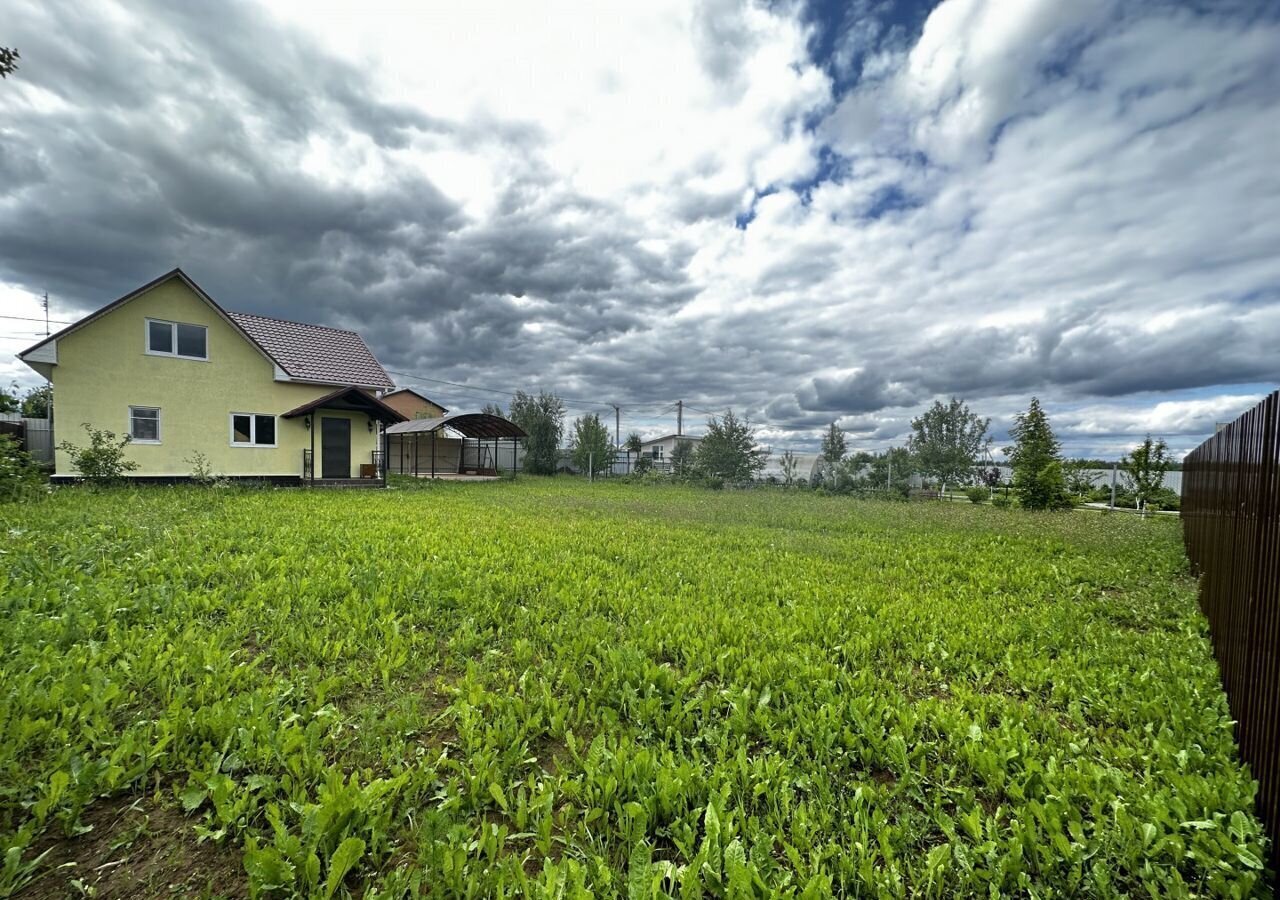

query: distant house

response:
[17,268,406,483]
[639,433,701,462]
[382,388,448,421]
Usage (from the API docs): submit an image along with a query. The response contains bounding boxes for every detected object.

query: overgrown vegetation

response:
[0,433,43,502]
[0,482,1265,897]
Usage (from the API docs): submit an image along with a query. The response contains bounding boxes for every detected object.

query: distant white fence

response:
[0,414,53,464]
[986,465,1182,494]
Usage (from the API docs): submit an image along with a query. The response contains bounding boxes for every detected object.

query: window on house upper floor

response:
[146,319,207,360]
[129,406,161,443]
[231,413,277,447]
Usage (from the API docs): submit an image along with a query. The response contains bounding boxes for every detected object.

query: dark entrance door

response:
[321,417,351,478]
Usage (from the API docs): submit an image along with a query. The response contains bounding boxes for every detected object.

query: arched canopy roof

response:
[385,412,526,439]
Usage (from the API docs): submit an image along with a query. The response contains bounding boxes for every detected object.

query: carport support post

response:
[431,430,436,478]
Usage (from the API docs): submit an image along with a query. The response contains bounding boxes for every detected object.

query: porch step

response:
[310,478,385,488]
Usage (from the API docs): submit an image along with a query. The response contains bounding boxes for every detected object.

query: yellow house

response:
[17,268,407,483]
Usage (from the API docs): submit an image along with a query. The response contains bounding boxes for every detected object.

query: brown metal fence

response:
[1182,388,1280,861]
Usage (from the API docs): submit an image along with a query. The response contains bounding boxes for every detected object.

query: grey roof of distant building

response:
[640,433,702,445]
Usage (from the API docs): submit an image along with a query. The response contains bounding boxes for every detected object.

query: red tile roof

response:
[227,311,395,390]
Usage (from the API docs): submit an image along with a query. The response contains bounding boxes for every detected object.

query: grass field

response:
[0,480,1268,898]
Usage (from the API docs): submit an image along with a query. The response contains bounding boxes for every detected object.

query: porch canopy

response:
[385,413,526,477]
[281,386,408,424]
[282,387,408,484]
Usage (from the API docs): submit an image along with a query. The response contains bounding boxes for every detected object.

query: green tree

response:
[1005,397,1069,510]
[779,449,798,486]
[907,398,990,495]
[820,421,846,464]
[481,402,506,418]
[869,446,912,493]
[509,390,565,475]
[570,413,615,475]
[0,48,18,80]
[1122,435,1171,512]
[670,438,696,477]
[1061,458,1095,497]
[58,424,139,484]
[20,384,51,418]
[694,410,768,482]
[624,431,643,453]
[818,422,847,486]
[0,382,19,414]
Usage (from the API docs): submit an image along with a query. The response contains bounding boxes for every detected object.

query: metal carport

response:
[385,413,526,478]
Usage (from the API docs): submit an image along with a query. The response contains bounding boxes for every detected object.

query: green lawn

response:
[0,480,1268,898]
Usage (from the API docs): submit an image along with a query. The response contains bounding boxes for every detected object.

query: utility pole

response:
[676,400,683,436]
[613,404,620,448]
[42,291,49,336]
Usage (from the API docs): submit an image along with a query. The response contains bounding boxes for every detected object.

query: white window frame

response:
[229,412,278,448]
[145,318,208,361]
[128,406,162,444]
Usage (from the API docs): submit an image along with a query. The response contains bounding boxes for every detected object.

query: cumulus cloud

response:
[1,0,1276,456]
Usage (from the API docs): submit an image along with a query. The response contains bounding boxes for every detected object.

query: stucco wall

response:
[51,279,378,477]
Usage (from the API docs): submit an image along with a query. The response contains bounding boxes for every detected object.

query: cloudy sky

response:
[2,0,1278,457]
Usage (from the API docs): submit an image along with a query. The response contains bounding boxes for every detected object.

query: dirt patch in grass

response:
[531,734,571,778]
[17,795,246,900]
[870,767,898,788]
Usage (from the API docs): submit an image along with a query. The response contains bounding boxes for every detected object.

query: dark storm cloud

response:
[0,0,699,405]
[2,0,1277,455]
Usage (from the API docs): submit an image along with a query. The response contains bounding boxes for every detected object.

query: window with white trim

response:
[129,406,161,443]
[231,413,277,447]
[146,319,207,360]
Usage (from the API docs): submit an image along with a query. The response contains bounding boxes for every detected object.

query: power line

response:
[385,367,678,412]
[0,314,71,326]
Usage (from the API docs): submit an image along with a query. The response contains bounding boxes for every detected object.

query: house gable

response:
[19,267,394,390]
[383,388,449,420]
[19,268,277,379]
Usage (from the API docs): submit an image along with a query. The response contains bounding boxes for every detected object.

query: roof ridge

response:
[227,309,359,336]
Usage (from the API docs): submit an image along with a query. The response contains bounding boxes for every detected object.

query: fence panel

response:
[0,414,53,464]
[1182,389,1280,865]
